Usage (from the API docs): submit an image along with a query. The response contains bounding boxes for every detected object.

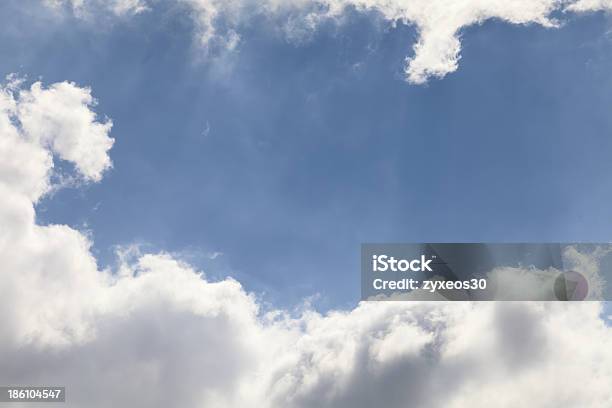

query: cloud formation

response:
[44,0,148,16]
[44,0,612,83]
[566,0,612,12]
[1,77,612,407]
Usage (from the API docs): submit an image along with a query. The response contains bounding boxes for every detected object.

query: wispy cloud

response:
[43,0,612,83]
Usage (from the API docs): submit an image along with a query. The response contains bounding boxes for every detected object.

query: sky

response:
[3,1,612,309]
[1,1,612,407]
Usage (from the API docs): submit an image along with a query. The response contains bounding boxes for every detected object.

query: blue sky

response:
[3,3,612,407]
[3,1,612,309]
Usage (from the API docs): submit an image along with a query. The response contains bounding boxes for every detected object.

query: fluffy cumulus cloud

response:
[0,75,113,202]
[1,77,612,407]
[43,0,612,83]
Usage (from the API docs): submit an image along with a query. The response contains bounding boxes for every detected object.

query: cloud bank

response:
[1,77,612,407]
[44,0,612,83]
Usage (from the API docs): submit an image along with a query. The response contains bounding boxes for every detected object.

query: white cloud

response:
[0,77,113,202]
[17,81,114,183]
[166,0,567,83]
[0,77,114,349]
[484,246,608,301]
[1,77,612,407]
[566,0,612,12]
[41,0,612,83]
[323,0,564,84]
[44,0,149,16]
